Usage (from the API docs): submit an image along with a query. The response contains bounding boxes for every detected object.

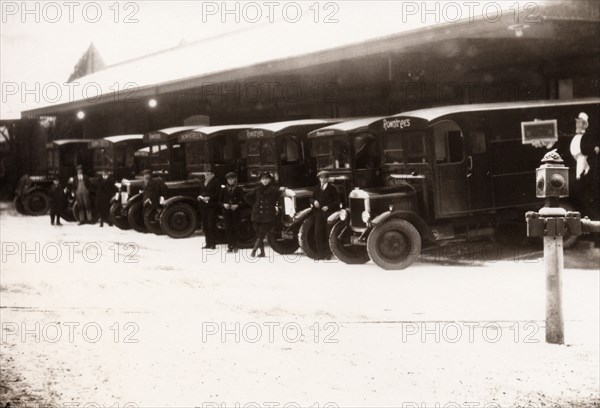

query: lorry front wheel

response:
[367,218,421,270]
[127,201,147,233]
[237,208,256,249]
[23,191,50,216]
[110,203,131,230]
[329,221,370,264]
[298,215,331,260]
[13,195,27,215]
[144,208,164,235]
[160,203,198,239]
[268,230,300,255]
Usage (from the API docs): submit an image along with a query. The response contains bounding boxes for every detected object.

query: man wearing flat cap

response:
[311,170,340,260]
[142,168,167,220]
[198,165,221,249]
[219,171,244,252]
[73,164,92,225]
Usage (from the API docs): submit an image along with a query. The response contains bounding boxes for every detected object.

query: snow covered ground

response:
[1,202,599,407]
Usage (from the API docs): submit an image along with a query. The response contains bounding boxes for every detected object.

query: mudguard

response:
[327,210,342,226]
[292,207,312,226]
[124,193,143,211]
[162,195,199,209]
[371,210,435,242]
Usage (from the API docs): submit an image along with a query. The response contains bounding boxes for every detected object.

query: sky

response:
[1,0,544,119]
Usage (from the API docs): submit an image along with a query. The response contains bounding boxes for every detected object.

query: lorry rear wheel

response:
[110,203,131,230]
[127,201,147,233]
[367,219,421,270]
[329,220,370,264]
[160,203,198,239]
[23,191,50,216]
[144,208,164,235]
[13,195,27,215]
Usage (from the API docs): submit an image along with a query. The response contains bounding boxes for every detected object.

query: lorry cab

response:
[155,123,261,240]
[143,126,199,180]
[14,139,93,217]
[110,126,198,232]
[242,119,341,188]
[177,123,258,183]
[89,134,145,181]
[240,118,345,255]
[337,98,600,270]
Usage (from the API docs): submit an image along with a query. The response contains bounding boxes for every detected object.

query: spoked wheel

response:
[13,195,27,215]
[144,208,164,235]
[160,203,198,239]
[237,208,256,249]
[23,191,50,216]
[329,220,370,264]
[110,203,131,230]
[298,215,331,260]
[367,219,421,270]
[127,201,147,233]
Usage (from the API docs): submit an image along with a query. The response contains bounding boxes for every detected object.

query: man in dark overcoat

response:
[312,170,340,260]
[198,165,221,249]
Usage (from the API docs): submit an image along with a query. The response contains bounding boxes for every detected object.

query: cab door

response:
[465,129,493,211]
[433,121,470,217]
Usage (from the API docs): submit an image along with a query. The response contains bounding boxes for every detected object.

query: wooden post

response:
[544,234,565,344]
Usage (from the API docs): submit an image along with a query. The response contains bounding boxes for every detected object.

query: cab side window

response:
[354,134,379,169]
[433,121,464,164]
[280,135,302,165]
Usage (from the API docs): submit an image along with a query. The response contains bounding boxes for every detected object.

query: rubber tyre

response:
[367,218,421,270]
[110,203,131,230]
[160,203,198,239]
[329,220,370,264]
[13,195,27,215]
[298,215,331,260]
[237,208,256,249]
[144,208,164,235]
[268,229,300,255]
[72,201,99,224]
[23,191,50,216]
[127,201,147,233]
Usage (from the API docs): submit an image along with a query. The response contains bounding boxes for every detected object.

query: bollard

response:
[526,150,600,345]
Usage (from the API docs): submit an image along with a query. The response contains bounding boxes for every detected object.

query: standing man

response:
[198,165,221,249]
[74,164,92,225]
[95,170,116,227]
[49,177,65,226]
[312,170,340,260]
[219,172,245,253]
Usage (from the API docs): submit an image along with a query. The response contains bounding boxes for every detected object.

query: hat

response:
[259,172,273,179]
[141,169,152,176]
[317,170,330,178]
[578,112,589,122]
[204,164,214,173]
[225,172,237,179]
[76,165,83,171]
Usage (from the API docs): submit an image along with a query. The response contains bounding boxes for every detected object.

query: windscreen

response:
[383,130,429,165]
[93,146,114,168]
[247,139,276,167]
[312,136,351,170]
[184,141,210,166]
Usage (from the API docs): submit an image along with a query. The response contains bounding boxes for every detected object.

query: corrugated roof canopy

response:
[22,1,599,117]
